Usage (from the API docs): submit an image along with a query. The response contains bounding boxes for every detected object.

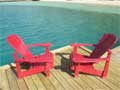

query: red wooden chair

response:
[7,34,54,79]
[70,34,117,78]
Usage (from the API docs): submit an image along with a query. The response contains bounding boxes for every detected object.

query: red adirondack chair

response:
[7,34,54,79]
[70,34,117,78]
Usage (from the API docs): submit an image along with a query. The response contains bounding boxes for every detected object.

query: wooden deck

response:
[0,47,120,90]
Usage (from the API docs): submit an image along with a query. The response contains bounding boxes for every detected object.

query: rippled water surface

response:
[0,5,120,65]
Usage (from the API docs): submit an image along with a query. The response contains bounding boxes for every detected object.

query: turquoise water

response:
[0,2,120,66]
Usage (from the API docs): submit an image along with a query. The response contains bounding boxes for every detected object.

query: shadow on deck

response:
[0,47,120,90]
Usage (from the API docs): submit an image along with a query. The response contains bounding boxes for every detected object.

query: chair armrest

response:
[71,43,96,53]
[27,43,52,53]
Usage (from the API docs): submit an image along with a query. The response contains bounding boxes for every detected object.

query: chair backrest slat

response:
[90,34,117,58]
[7,34,33,59]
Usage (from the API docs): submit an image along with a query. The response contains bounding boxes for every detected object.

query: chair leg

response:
[74,63,79,77]
[74,70,79,77]
[45,63,51,77]
[46,70,50,77]
[70,62,75,71]
[102,60,110,79]
[16,63,22,79]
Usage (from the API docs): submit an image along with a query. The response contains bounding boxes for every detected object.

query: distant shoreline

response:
[42,0,120,6]
[0,0,120,6]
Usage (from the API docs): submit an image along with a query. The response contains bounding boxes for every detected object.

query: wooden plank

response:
[110,60,120,72]
[17,78,29,90]
[6,69,19,90]
[104,75,120,89]
[24,76,38,90]
[94,61,120,78]
[0,70,10,90]
[79,74,101,90]
[108,65,120,79]
[31,74,46,90]
[6,67,28,90]
[83,75,111,90]
[38,73,56,90]
[51,69,75,90]
[55,54,83,90]
[52,54,76,90]
[95,61,120,87]
[48,70,66,90]
[100,67,120,89]
[92,61,119,90]
[96,77,119,90]
[60,71,84,90]
[74,77,93,90]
